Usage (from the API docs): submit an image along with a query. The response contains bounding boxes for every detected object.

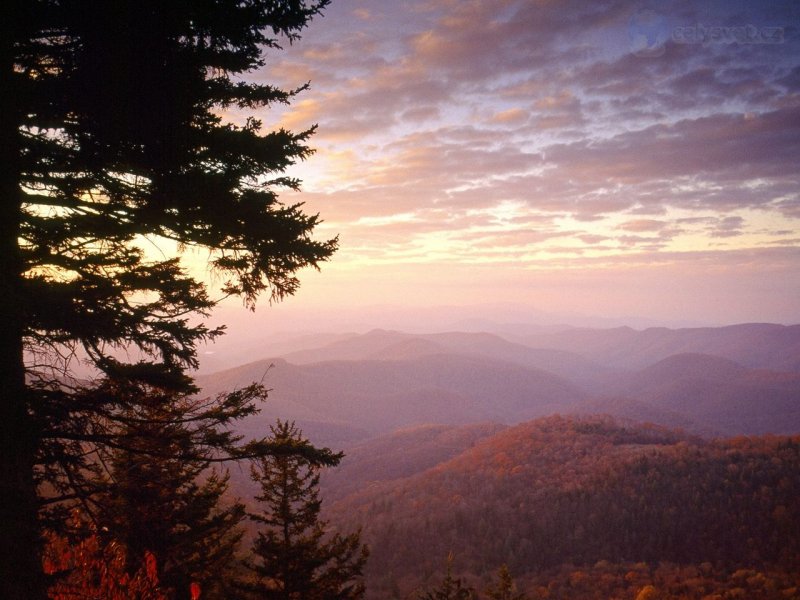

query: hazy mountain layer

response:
[280,329,612,388]
[516,322,800,372]
[198,328,800,440]
[197,353,585,440]
[575,352,800,435]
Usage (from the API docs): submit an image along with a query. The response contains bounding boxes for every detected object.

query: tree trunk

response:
[0,21,44,600]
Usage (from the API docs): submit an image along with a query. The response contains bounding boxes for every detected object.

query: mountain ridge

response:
[195,323,800,442]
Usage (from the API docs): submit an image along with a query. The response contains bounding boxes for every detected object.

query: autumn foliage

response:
[43,513,167,600]
[324,416,800,598]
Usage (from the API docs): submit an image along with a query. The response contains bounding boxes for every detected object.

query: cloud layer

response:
[235,0,800,323]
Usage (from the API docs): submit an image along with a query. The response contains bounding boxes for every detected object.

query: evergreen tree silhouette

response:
[244,421,368,600]
[418,554,474,600]
[1,2,333,595]
[485,565,526,600]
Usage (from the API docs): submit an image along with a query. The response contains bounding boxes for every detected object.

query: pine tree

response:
[2,2,334,595]
[244,421,368,600]
[484,565,526,600]
[39,376,313,599]
[94,383,251,600]
[418,555,474,600]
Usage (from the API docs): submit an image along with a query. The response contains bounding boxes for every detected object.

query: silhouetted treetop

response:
[12,0,336,386]
[2,1,334,596]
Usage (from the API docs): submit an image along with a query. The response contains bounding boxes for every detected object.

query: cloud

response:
[618,219,668,232]
[490,107,529,124]
[709,215,745,237]
[401,105,441,122]
[352,7,372,21]
[236,0,800,322]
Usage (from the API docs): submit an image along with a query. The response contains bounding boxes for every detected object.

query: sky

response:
[208,0,800,335]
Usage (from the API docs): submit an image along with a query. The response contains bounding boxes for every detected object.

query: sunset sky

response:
[210,0,800,335]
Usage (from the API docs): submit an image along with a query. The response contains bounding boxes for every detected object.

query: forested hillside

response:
[320,422,508,502]
[322,416,800,599]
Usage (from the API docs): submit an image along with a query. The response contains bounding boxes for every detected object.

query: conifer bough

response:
[0,1,335,596]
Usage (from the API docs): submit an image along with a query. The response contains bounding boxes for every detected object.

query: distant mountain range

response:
[196,323,800,442]
[514,322,800,372]
[198,352,584,443]
[588,352,800,435]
